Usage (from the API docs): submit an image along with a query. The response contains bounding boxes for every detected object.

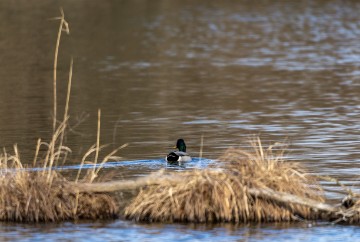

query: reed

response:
[124,139,324,223]
[0,9,123,222]
[0,159,118,222]
[0,111,125,222]
[52,7,69,133]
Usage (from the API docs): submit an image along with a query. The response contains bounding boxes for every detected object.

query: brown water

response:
[1,0,360,241]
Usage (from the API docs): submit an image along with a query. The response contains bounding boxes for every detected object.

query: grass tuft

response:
[0,9,123,222]
[124,139,324,223]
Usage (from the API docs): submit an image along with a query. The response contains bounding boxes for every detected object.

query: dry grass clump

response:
[0,83,123,222]
[220,139,324,206]
[125,139,324,223]
[0,169,117,222]
[0,108,126,223]
[0,126,121,222]
[0,10,123,222]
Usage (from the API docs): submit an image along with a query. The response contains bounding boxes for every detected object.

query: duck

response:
[166,139,192,163]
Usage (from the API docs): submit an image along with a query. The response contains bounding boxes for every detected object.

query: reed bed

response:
[0,119,121,222]
[0,9,120,222]
[0,167,117,222]
[124,139,325,223]
[0,120,121,223]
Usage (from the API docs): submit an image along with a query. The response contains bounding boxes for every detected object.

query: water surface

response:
[0,0,360,240]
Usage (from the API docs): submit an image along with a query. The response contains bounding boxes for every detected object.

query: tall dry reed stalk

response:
[52,8,69,133]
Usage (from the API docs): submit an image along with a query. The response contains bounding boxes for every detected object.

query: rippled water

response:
[0,0,360,240]
[1,220,360,242]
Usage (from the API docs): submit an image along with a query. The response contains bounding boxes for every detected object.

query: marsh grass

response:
[0,9,124,222]
[0,165,118,222]
[124,139,324,223]
[0,117,121,222]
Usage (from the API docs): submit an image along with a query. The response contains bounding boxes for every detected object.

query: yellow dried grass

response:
[0,116,121,222]
[0,169,117,222]
[124,139,324,223]
[0,9,123,222]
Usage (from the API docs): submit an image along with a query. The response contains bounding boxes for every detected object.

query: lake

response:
[0,0,360,241]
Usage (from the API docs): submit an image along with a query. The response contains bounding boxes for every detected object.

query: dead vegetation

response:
[0,113,123,222]
[0,9,122,222]
[124,139,324,223]
[0,168,117,222]
[120,139,360,224]
[3,134,360,223]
